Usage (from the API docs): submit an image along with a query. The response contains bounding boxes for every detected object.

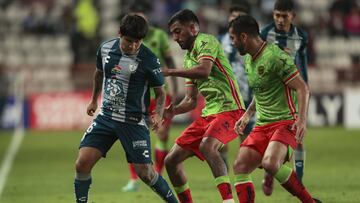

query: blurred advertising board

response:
[0,95,26,129]
[28,91,94,130]
[344,88,360,129]
[308,93,344,127]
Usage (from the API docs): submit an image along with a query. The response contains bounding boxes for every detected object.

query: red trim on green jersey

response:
[198,55,215,62]
[284,71,300,85]
[252,42,267,61]
[285,86,296,119]
[214,58,243,110]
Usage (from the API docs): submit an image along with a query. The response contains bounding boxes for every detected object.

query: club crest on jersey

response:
[129,61,138,73]
[257,66,265,76]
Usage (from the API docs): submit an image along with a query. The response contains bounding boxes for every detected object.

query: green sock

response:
[274,165,292,184]
[174,182,190,194]
[234,174,252,184]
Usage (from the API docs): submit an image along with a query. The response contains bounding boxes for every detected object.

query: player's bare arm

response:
[287,75,310,143]
[164,85,198,120]
[87,69,103,116]
[152,86,166,131]
[235,97,255,136]
[163,58,212,79]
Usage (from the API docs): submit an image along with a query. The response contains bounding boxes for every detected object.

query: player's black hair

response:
[274,0,295,12]
[119,14,148,39]
[229,4,250,14]
[168,9,199,27]
[229,14,259,36]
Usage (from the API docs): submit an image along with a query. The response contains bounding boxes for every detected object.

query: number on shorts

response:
[81,122,97,141]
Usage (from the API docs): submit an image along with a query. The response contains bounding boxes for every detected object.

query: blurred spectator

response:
[71,0,100,64]
[0,65,9,126]
[22,2,56,35]
[344,4,360,36]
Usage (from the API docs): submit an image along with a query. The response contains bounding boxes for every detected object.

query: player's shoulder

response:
[99,38,118,49]
[260,22,275,37]
[139,44,160,64]
[294,25,308,40]
[197,33,218,43]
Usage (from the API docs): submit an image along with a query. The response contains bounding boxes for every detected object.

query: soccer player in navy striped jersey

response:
[260,0,309,196]
[73,14,178,203]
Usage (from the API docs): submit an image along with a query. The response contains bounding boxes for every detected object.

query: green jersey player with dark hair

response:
[229,14,321,203]
[163,9,245,203]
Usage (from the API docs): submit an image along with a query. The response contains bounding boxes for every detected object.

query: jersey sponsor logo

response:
[133,140,148,149]
[156,58,160,65]
[111,65,122,74]
[142,150,150,158]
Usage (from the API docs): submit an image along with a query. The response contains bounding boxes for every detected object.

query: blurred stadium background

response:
[0,0,359,202]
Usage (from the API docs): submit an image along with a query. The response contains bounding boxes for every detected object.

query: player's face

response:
[169,21,196,50]
[229,27,247,55]
[119,35,142,55]
[273,10,294,32]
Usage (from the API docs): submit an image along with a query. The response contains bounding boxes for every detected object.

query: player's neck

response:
[249,38,265,58]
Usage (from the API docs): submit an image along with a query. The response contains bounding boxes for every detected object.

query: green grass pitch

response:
[0,126,359,203]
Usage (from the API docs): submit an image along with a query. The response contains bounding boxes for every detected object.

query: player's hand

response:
[234,113,250,136]
[87,101,98,116]
[292,118,307,144]
[151,113,163,132]
[163,103,175,120]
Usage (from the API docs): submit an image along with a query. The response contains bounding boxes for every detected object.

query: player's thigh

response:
[205,109,244,144]
[79,115,117,158]
[75,147,103,172]
[233,146,262,174]
[115,123,152,164]
[166,143,194,164]
[262,141,289,167]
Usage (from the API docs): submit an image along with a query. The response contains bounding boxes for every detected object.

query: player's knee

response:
[261,156,280,175]
[199,141,217,157]
[233,159,249,174]
[136,168,154,184]
[164,153,174,169]
[75,159,91,173]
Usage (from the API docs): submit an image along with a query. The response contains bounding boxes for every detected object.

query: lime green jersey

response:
[143,26,171,98]
[243,42,300,126]
[184,33,245,116]
[143,26,170,66]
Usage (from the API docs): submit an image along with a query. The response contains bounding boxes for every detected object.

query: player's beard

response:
[236,41,246,56]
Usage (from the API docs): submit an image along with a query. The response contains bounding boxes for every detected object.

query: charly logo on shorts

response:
[132,140,148,149]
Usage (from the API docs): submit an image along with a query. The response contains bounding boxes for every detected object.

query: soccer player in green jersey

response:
[229,15,320,203]
[163,9,246,203]
[260,0,310,195]
[122,4,179,192]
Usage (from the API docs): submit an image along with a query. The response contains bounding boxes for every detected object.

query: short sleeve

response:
[96,47,103,71]
[275,52,299,85]
[148,57,164,87]
[196,36,219,62]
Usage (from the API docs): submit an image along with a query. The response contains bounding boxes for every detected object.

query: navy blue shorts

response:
[79,115,152,164]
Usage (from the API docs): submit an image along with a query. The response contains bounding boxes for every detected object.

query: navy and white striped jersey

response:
[260,22,308,83]
[96,38,164,127]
